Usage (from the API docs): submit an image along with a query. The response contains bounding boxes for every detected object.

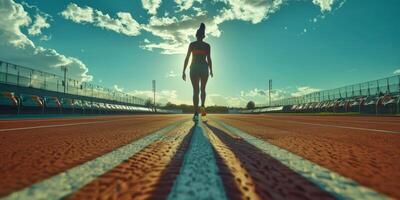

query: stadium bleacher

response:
[241,76,400,115]
[0,60,181,115]
[0,90,182,115]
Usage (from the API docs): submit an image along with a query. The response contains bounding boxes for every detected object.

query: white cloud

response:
[202,87,289,107]
[215,0,284,24]
[207,94,245,107]
[394,69,400,75]
[175,0,202,11]
[61,3,141,36]
[241,88,267,97]
[140,0,285,54]
[59,0,343,55]
[113,84,124,92]
[291,86,320,97]
[312,0,336,12]
[39,34,52,41]
[141,0,162,15]
[166,70,178,78]
[128,89,190,105]
[141,14,222,54]
[28,14,50,35]
[0,0,92,81]
[60,3,94,23]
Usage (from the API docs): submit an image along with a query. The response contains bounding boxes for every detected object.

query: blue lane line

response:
[168,120,227,200]
[213,119,390,200]
[1,120,184,200]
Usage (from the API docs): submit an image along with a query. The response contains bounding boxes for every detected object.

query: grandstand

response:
[0,60,181,115]
[242,75,400,114]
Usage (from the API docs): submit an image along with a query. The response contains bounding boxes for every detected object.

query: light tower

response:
[61,66,68,93]
[269,79,272,107]
[152,80,156,112]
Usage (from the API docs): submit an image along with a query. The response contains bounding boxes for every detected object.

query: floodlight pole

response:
[269,79,272,107]
[152,80,156,112]
[61,66,68,93]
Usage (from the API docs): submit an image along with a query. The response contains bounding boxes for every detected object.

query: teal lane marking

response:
[213,119,390,200]
[2,120,185,200]
[168,120,227,200]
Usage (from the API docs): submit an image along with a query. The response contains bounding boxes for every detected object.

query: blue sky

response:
[1,0,399,106]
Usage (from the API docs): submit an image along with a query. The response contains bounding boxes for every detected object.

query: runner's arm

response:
[207,45,213,77]
[182,44,191,80]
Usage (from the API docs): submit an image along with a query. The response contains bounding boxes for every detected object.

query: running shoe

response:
[200,106,207,116]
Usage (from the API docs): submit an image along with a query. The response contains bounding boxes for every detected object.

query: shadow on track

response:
[204,122,335,200]
[148,125,194,199]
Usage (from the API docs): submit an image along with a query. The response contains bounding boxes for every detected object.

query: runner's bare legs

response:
[191,76,200,113]
[200,76,208,107]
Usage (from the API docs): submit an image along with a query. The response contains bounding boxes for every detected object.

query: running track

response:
[0,114,399,199]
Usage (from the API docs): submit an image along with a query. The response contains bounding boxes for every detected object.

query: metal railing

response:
[0,60,146,106]
[267,75,400,107]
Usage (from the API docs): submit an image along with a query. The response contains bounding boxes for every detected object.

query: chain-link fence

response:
[0,60,146,106]
[268,75,400,106]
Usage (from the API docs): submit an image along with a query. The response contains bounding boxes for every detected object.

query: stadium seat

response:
[91,102,101,113]
[61,98,75,114]
[347,97,364,113]
[335,98,346,112]
[378,94,399,114]
[20,94,44,114]
[44,96,61,114]
[81,101,93,114]
[360,96,379,114]
[73,100,85,114]
[0,91,19,114]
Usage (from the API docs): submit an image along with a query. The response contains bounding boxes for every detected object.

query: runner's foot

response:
[200,107,207,116]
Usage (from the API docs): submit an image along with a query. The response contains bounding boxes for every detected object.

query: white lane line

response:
[0,115,150,122]
[254,118,400,134]
[213,119,390,200]
[262,116,400,126]
[0,118,144,132]
[1,121,184,200]
[168,120,227,200]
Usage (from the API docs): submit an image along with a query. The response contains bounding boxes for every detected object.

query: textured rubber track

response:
[167,121,227,200]
[66,121,194,200]
[0,115,187,196]
[205,121,335,200]
[212,114,400,198]
[259,114,400,131]
[203,123,261,200]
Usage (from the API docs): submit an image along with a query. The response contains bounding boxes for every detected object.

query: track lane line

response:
[1,120,186,200]
[232,117,400,134]
[67,121,194,199]
[203,123,262,200]
[260,115,400,126]
[212,119,390,200]
[0,117,153,132]
[167,120,227,200]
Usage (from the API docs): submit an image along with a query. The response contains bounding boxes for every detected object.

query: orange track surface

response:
[212,114,400,198]
[204,121,334,199]
[67,121,193,200]
[0,115,188,196]
[1,114,399,199]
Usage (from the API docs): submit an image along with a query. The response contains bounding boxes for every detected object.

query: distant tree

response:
[144,98,153,108]
[206,106,229,113]
[246,101,255,109]
[165,102,176,108]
